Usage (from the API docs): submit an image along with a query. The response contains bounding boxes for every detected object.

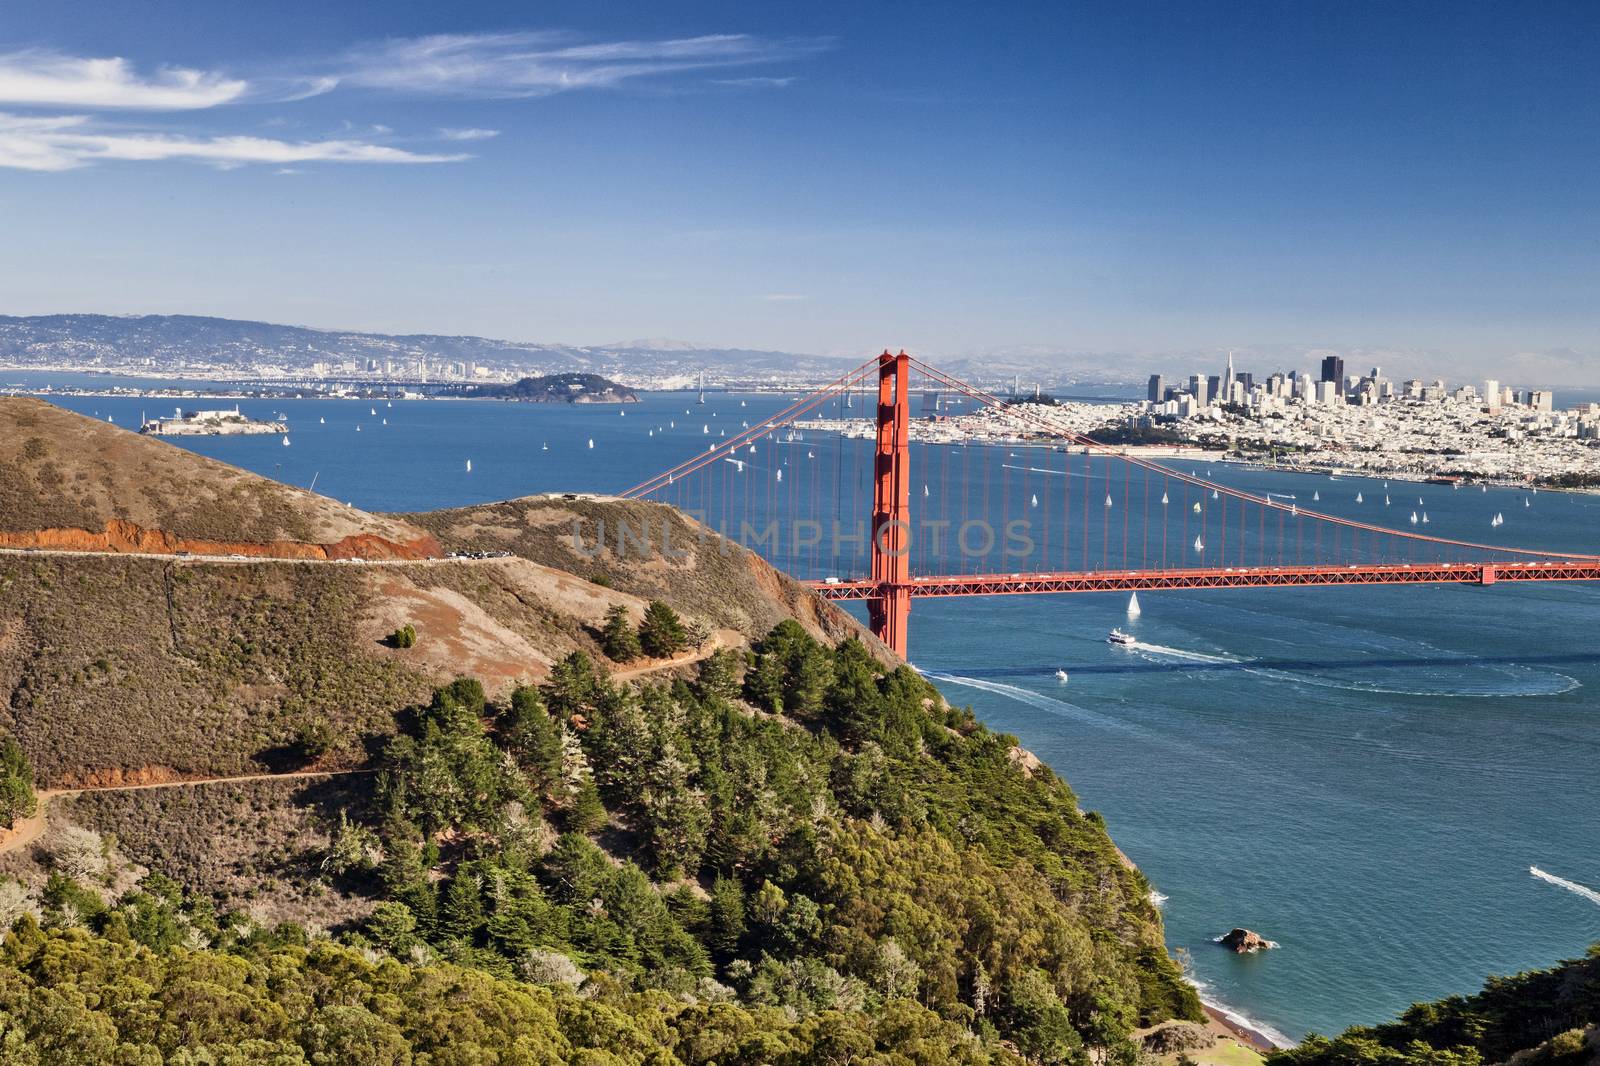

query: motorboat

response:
[1107,628,1136,646]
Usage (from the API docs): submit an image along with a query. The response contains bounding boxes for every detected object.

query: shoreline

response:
[1203,1002,1287,1053]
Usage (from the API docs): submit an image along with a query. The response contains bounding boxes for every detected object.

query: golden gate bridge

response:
[622,351,1600,656]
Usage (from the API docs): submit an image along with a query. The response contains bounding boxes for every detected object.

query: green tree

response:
[501,685,563,795]
[389,623,417,648]
[708,875,747,957]
[638,601,688,658]
[0,734,36,829]
[600,604,642,662]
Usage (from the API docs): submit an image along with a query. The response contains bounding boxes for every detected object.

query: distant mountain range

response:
[0,313,861,387]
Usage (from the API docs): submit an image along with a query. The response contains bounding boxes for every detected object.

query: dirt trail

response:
[612,628,744,680]
[0,769,367,856]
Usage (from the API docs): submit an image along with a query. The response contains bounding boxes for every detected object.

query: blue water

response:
[25,379,1600,1043]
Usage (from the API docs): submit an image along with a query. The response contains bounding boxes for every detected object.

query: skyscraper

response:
[1147,374,1164,403]
[1320,355,1345,386]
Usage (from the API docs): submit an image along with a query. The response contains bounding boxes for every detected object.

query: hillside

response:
[401,493,870,647]
[0,400,1203,1061]
[0,402,874,787]
[0,396,437,558]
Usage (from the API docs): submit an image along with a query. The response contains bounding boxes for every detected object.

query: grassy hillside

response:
[0,548,771,785]
[0,397,436,556]
[1271,947,1600,1066]
[403,494,872,649]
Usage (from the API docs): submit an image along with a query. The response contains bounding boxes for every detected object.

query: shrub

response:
[292,716,335,761]
[388,624,417,649]
[46,826,109,885]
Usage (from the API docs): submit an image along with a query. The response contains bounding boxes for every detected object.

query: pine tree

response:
[708,875,746,957]
[440,869,485,942]
[600,605,642,663]
[638,601,688,658]
[502,686,563,795]
[568,776,608,834]
[0,735,36,830]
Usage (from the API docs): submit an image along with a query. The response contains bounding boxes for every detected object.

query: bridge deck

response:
[806,560,1600,599]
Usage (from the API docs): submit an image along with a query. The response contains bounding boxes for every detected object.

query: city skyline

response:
[1,1,1598,378]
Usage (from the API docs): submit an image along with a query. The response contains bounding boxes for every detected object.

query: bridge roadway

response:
[805,559,1600,599]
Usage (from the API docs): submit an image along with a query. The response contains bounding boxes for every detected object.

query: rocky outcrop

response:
[1219,928,1277,953]
[1142,1022,1218,1054]
[0,519,441,561]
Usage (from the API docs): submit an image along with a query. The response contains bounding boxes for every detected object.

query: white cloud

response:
[0,50,247,110]
[330,31,826,98]
[711,76,797,88]
[0,112,468,171]
[438,127,501,141]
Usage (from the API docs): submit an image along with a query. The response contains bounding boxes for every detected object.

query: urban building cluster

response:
[1143,353,1558,421]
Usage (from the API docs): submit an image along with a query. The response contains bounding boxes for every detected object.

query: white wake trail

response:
[922,671,1156,741]
[1530,866,1600,906]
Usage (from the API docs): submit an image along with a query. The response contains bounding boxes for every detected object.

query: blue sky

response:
[1,0,1597,377]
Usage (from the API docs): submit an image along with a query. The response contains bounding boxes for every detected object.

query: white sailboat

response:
[924,485,930,497]
[465,459,472,473]
[1127,592,1141,618]
[1410,511,1419,524]
[1422,512,1430,524]
[370,407,376,416]
[1313,490,1321,501]
[587,439,594,449]
[282,436,290,447]
[1161,491,1169,505]
[1355,492,1363,503]
[1031,494,1039,507]
[1104,494,1114,507]
[542,442,549,451]
[1524,497,1531,507]
[1193,535,1204,552]
[1211,489,1219,500]
[319,416,325,424]
[775,469,782,482]
[1192,501,1202,513]
[1384,494,1391,505]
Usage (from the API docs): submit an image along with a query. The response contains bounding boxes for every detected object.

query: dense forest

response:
[1270,947,1600,1066]
[0,618,1200,1062]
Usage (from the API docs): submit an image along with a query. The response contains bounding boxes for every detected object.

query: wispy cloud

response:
[711,76,797,89]
[760,293,807,302]
[329,32,827,97]
[0,50,247,110]
[438,126,500,141]
[0,112,467,171]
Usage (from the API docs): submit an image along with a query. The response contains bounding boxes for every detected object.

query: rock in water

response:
[1219,928,1275,953]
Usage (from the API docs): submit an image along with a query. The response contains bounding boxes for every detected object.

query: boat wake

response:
[921,671,1155,740]
[1130,633,1577,698]
[1530,866,1600,907]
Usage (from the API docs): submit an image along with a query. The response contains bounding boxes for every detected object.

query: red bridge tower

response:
[869,350,912,656]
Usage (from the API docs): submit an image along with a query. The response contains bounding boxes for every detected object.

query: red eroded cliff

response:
[0,518,442,560]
